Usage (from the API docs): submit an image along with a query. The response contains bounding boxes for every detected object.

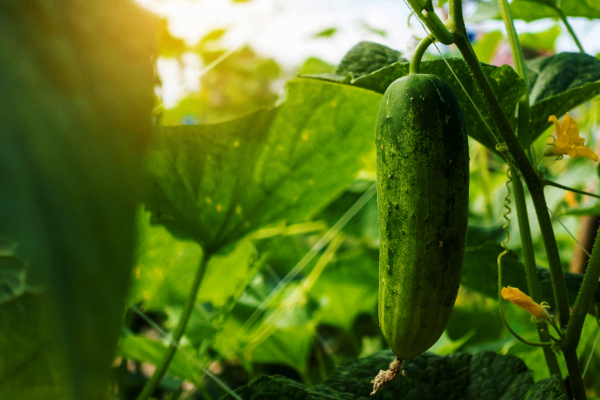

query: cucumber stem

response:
[409,34,434,75]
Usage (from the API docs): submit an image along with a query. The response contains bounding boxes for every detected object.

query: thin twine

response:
[548,207,592,257]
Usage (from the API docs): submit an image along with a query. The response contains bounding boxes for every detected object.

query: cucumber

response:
[376,74,469,361]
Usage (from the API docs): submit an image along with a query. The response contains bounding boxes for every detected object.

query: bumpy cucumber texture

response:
[376,74,469,360]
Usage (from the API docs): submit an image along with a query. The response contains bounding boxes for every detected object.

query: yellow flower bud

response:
[501,286,550,321]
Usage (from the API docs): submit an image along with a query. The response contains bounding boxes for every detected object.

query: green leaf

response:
[119,334,205,381]
[526,376,566,399]
[308,250,379,329]
[131,209,262,311]
[222,350,536,399]
[0,2,155,399]
[473,31,503,64]
[335,41,407,79]
[307,58,526,152]
[146,79,382,250]
[528,53,600,143]
[462,243,600,310]
[298,57,335,75]
[519,25,561,53]
[472,0,600,23]
[314,27,337,38]
[157,18,188,59]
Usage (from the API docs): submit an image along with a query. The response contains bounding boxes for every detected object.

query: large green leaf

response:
[306,59,525,152]
[473,0,600,23]
[525,376,566,399]
[0,2,155,399]
[335,41,407,79]
[528,53,600,142]
[222,350,537,399]
[146,79,381,250]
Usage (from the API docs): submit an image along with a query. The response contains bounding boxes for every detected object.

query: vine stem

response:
[447,0,571,330]
[496,0,532,160]
[496,0,563,386]
[136,250,212,400]
[565,226,600,352]
[543,179,600,201]
[511,168,564,384]
[409,34,434,75]
[553,6,585,53]
[497,167,552,347]
[443,0,584,397]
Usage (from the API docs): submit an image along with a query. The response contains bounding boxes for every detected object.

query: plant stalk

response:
[553,7,585,53]
[511,168,564,386]
[443,0,585,396]
[497,0,563,386]
[542,179,600,201]
[448,7,571,331]
[565,226,600,351]
[136,251,212,400]
[409,34,434,75]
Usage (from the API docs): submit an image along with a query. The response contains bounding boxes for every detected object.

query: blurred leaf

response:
[335,41,407,79]
[298,57,335,75]
[466,224,505,247]
[317,184,379,245]
[528,53,600,143]
[519,25,561,53]
[361,21,387,37]
[447,303,505,345]
[176,44,281,125]
[314,27,337,38]
[0,2,155,399]
[132,209,262,311]
[223,350,536,399]
[472,0,600,23]
[250,323,315,371]
[429,330,475,355]
[130,210,202,308]
[462,243,600,310]
[198,28,228,47]
[307,58,525,153]
[119,334,205,381]
[473,31,503,64]
[157,18,187,59]
[525,375,566,399]
[146,80,381,251]
[308,250,379,329]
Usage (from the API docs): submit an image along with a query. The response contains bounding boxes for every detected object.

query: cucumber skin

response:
[376,74,469,360]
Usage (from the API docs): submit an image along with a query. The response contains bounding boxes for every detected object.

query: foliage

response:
[222,350,564,399]
[0,1,156,399]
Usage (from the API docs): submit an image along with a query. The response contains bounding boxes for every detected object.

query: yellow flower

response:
[544,113,598,161]
[501,286,550,321]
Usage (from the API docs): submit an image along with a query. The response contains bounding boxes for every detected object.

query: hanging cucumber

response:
[371,73,469,393]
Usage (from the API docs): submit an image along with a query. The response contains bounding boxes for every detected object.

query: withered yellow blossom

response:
[544,113,598,161]
[501,286,550,322]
